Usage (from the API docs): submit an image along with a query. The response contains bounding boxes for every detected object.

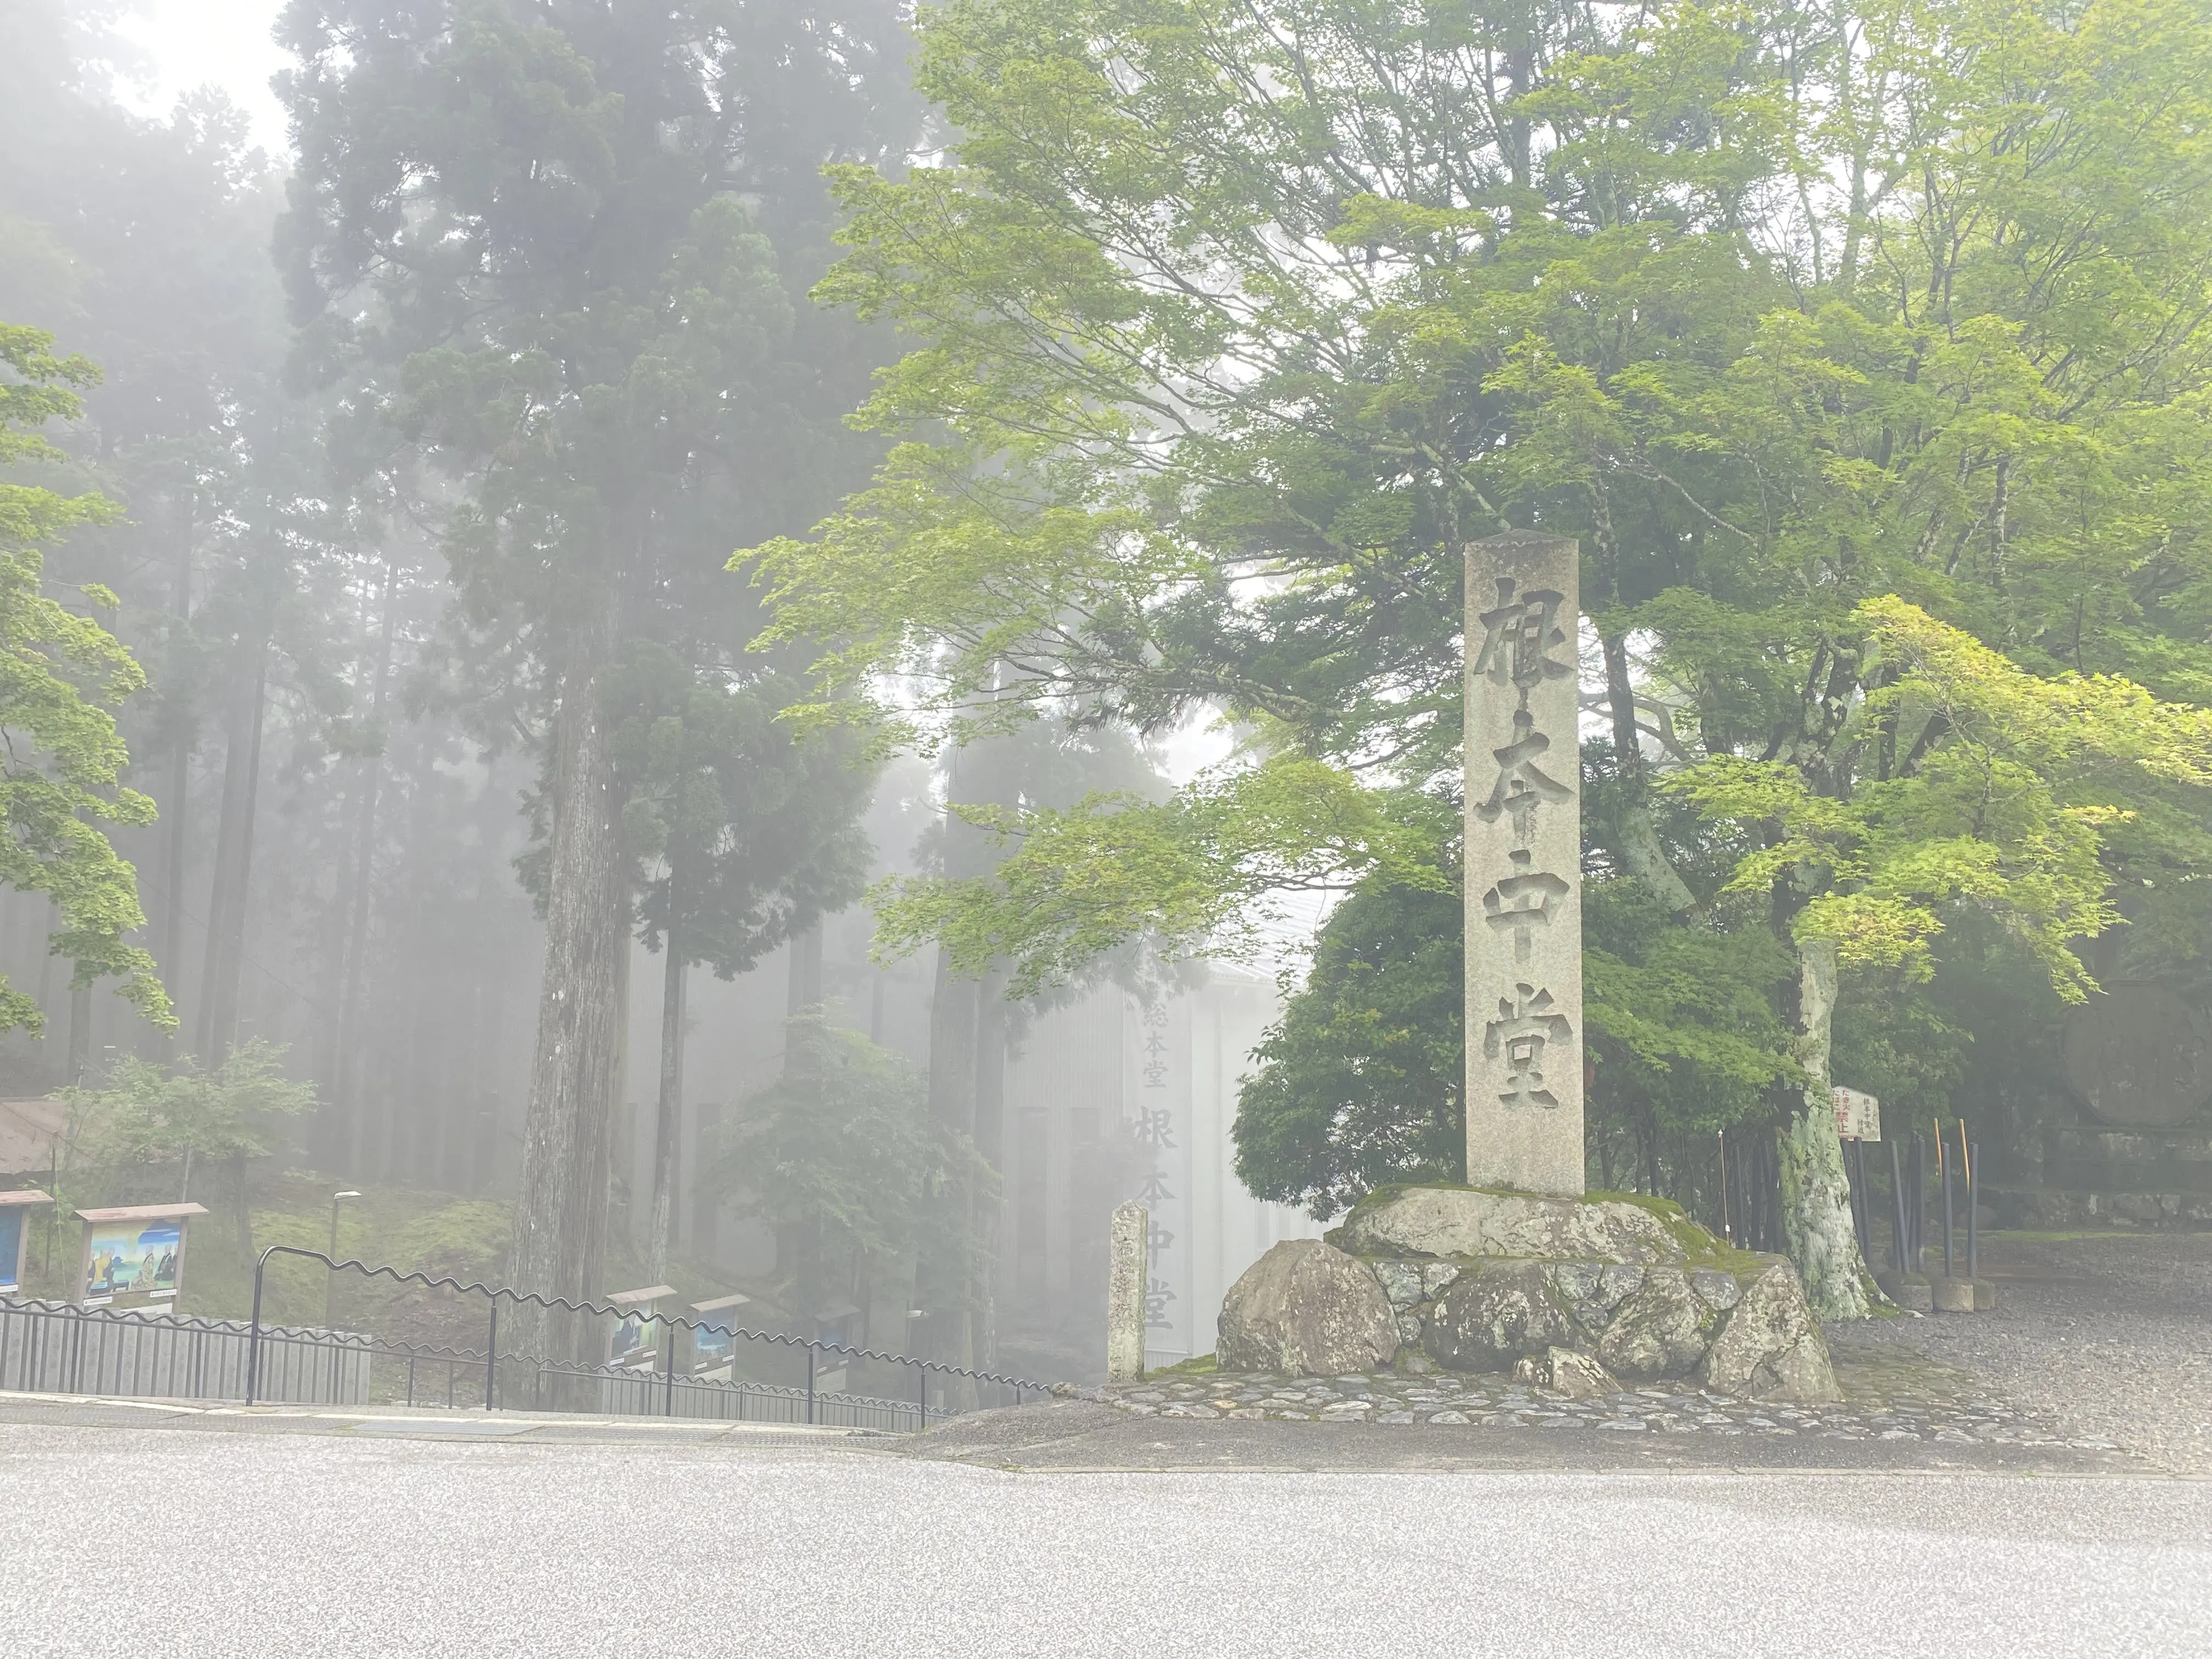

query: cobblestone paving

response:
[1099,1356,2126,1453]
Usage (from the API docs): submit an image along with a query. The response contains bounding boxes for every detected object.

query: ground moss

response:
[1678,1243,1782,1279]
[1154,1352,1217,1376]
[1339,1182,1778,1276]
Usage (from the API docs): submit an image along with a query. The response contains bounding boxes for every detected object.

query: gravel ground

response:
[1827,1229,2212,1473]
[2,1421,2206,1657]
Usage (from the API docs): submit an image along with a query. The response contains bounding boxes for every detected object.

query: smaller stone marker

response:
[1107,1201,1148,1383]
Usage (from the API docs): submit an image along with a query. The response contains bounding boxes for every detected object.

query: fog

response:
[3,0,2211,1455]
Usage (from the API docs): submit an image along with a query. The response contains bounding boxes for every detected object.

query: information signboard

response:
[75,1204,207,1309]
[690,1291,749,1378]
[1832,1086,1882,1142]
[606,1283,674,1369]
[0,1189,54,1293]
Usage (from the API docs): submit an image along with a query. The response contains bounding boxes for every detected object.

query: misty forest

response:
[3,0,2211,1392]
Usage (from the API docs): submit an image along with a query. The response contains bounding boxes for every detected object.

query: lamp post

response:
[325,1190,361,1328]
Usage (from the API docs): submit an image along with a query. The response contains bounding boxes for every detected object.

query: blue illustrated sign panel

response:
[693,1324,734,1372]
[612,1314,644,1364]
[0,1207,21,1293]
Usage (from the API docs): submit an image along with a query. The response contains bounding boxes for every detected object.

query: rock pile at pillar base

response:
[1218,1186,1840,1403]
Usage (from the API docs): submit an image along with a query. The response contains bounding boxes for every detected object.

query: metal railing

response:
[0,1297,370,1405]
[248,1246,1052,1430]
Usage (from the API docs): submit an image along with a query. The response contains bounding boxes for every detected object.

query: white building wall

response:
[1122,970,1322,1370]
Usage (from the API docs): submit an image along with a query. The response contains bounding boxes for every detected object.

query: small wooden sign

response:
[1832,1086,1882,1142]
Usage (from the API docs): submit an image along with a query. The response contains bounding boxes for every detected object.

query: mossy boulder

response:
[1423,1261,1576,1370]
[1700,1261,1842,1402]
[1335,1186,1697,1265]
[1217,1239,1398,1375]
[1224,1185,1842,1401]
[1595,1267,1712,1379]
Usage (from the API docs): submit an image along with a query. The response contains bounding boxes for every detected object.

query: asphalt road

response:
[3,1412,2206,1658]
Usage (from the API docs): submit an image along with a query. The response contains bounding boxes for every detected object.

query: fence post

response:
[917,1361,927,1432]
[662,1322,676,1417]
[244,1252,270,1406]
[1887,1138,1908,1273]
[806,1343,816,1425]
[1967,1141,1980,1283]
[484,1298,499,1412]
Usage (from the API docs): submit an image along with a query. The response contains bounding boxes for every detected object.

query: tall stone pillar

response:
[1464,532,1584,1196]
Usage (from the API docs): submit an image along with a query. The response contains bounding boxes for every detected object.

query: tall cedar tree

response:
[276,0,917,1347]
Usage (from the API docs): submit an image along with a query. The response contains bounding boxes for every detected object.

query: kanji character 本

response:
[1144,1277,1177,1329]
[1135,1107,1177,1149]
[1136,1169,1176,1206]
[1483,982,1573,1109]
[1475,709,1573,843]
[1471,578,1573,691]
[1481,851,1570,963]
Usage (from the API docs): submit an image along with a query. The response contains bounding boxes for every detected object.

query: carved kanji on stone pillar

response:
[1464,533,1584,1195]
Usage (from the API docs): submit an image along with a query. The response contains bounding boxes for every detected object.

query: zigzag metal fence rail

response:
[246,1246,1052,1431]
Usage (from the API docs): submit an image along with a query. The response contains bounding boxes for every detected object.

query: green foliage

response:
[1666,598,2212,995]
[1235,870,1799,1218]
[876,756,1452,997]
[602,640,874,975]
[716,1016,989,1311]
[747,0,2212,955]
[71,1039,315,1166]
[0,321,170,1031]
[1583,879,1802,1138]
[1233,881,1463,1219]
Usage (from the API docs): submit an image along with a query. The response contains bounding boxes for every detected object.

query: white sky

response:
[114,0,291,154]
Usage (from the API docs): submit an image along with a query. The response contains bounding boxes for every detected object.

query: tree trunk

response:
[1777,939,1878,1319]
[1599,629,1697,916]
[66,981,91,1086]
[196,653,267,1063]
[509,644,627,1383]
[646,903,684,1285]
[232,1150,253,1259]
[154,482,194,1054]
[786,921,823,1019]
[325,553,400,1172]
[971,972,1007,1372]
[922,744,996,1401]
[922,944,979,1401]
[691,1097,719,1263]
[35,899,55,1063]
